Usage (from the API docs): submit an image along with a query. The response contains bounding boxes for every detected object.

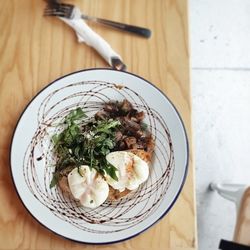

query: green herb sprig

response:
[50,108,120,188]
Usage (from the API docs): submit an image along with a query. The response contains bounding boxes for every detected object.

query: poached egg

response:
[67,151,149,208]
[68,165,109,208]
[105,151,149,192]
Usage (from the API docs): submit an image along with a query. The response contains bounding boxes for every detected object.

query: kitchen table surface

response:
[0,0,197,249]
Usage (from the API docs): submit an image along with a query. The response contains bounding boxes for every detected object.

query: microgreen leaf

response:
[95,119,121,134]
[50,172,59,188]
[104,163,118,181]
[140,122,148,131]
[51,108,121,187]
[65,107,87,125]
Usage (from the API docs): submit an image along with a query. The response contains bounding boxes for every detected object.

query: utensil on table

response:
[44,1,151,38]
[44,2,126,70]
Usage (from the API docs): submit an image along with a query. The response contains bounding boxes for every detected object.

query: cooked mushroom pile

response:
[95,99,155,153]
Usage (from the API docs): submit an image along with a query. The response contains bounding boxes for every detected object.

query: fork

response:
[44,1,151,38]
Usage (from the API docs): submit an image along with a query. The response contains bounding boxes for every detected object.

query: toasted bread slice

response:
[108,187,131,200]
[58,176,72,196]
[108,149,152,201]
[58,149,152,201]
[58,166,74,198]
[127,149,152,164]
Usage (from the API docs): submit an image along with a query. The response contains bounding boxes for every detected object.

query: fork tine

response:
[46,2,73,9]
[44,13,67,17]
[44,10,63,15]
[45,3,73,11]
[44,8,70,17]
[44,9,65,16]
[44,9,68,15]
[44,2,74,18]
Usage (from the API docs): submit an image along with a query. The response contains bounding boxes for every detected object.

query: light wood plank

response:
[0,0,197,249]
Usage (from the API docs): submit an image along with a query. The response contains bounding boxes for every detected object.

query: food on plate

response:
[67,166,109,208]
[105,151,149,192]
[50,99,155,208]
[107,149,152,200]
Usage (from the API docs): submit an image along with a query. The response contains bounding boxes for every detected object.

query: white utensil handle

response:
[60,16,125,68]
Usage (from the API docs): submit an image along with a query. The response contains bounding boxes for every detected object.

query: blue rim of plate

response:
[9,68,189,245]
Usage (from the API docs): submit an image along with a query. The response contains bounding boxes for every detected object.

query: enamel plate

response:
[10,68,188,244]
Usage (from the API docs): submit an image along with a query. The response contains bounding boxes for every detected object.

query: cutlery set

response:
[44,1,151,38]
[43,0,151,70]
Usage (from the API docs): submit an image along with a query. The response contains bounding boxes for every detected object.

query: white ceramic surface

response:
[10,69,188,244]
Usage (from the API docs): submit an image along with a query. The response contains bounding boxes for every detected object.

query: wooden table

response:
[0,0,197,249]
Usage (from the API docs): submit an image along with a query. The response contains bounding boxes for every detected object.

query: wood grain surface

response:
[0,0,197,249]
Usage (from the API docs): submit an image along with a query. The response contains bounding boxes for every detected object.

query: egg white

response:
[105,151,149,192]
[68,165,109,208]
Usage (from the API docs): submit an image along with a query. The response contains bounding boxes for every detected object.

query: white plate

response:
[10,68,188,244]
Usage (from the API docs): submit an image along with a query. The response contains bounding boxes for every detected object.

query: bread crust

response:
[58,149,153,201]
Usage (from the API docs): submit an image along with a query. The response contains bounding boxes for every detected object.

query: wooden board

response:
[0,0,197,249]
